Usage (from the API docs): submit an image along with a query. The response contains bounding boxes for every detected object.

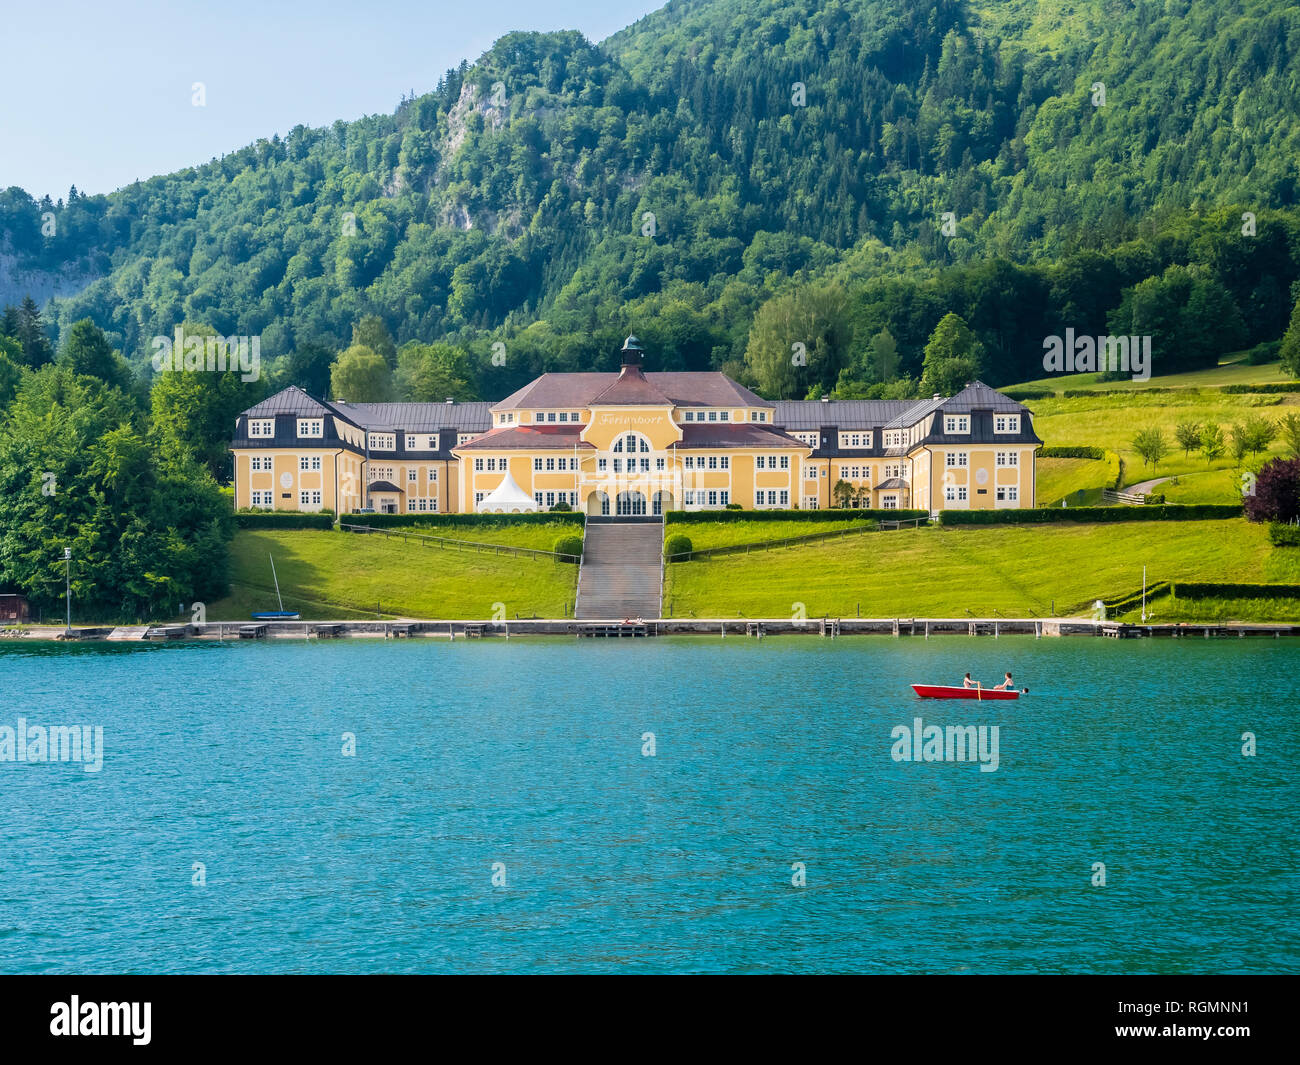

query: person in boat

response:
[962,673,976,688]
[993,672,1014,691]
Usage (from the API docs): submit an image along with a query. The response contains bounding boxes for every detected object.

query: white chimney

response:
[445,397,454,404]
[820,396,829,403]
[933,393,941,400]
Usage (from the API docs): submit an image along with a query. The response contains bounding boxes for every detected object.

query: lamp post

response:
[63,547,72,635]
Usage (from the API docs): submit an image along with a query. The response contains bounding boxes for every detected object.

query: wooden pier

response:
[577,622,651,638]
[17,617,1300,642]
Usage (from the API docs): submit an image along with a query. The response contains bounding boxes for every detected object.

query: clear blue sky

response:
[3,0,661,202]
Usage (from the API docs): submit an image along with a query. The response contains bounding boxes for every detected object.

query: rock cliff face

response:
[0,249,100,309]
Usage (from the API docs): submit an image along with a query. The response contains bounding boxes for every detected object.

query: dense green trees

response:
[329,344,395,401]
[743,284,851,399]
[1281,297,1300,377]
[1,0,1297,397]
[1107,266,1247,376]
[58,319,135,394]
[0,366,231,620]
[395,341,476,401]
[920,313,984,397]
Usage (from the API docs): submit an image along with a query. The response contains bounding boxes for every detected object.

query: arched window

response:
[612,432,651,455]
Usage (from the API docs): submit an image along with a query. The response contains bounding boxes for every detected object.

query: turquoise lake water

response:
[1,636,1297,974]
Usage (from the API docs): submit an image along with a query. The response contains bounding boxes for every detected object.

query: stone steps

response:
[575,522,663,619]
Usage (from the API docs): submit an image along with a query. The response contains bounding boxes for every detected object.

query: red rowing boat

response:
[911,684,1022,700]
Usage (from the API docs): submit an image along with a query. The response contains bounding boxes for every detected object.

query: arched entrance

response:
[652,491,673,516]
[587,490,610,516]
[616,490,647,516]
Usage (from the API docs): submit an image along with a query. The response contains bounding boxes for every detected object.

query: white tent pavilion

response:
[477,468,539,513]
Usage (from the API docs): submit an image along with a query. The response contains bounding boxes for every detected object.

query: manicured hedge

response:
[1221,382,1300,394]
[234,511,336,530]
[1039,446,1107,460]
[1171,582,1300,599]
[1001,387,1056,400]
[340,512,584,529]
[664,533,693,560]
[1269,522,1300,547]
[1062,386,1189,397]
[553,534,584,561]
[938,504,1242,525]
[665,508,928,524]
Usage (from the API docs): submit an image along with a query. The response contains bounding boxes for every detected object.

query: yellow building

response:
[230,338,1042,516]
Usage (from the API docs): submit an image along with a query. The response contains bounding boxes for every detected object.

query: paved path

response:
[575,522,663,619]
[1126,475,1171,495]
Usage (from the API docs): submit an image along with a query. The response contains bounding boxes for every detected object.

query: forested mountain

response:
[3,0,1300,400]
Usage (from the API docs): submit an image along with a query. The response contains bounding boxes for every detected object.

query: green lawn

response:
[207,528,579,621]
[1027,391,1295,496]
[1159,468,1248,505]
[340,519,580,552]
[1112,593,1300,624]
[1011,355,1297,392]
[666,518,873,551]
[663,519,1300,620]
[1036,454,1119,506]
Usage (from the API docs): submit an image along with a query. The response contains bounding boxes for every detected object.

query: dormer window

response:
[995,414,1020,433]
[297,419,323,438]
[249,419,274,438]
[368,433,395,450]
[944,415,970,434]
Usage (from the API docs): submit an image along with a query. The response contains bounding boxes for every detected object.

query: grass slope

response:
[1011,356,1297,392]
[1035,454,1120,506]
[663,520,1300,621]
[666,518,873,551]
[1028,391,1296,496]
[208,529,578,621]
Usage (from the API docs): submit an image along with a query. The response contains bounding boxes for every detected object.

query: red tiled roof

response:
[453,425,594,450]
[589,366,670,405]
[676,424,810,449]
